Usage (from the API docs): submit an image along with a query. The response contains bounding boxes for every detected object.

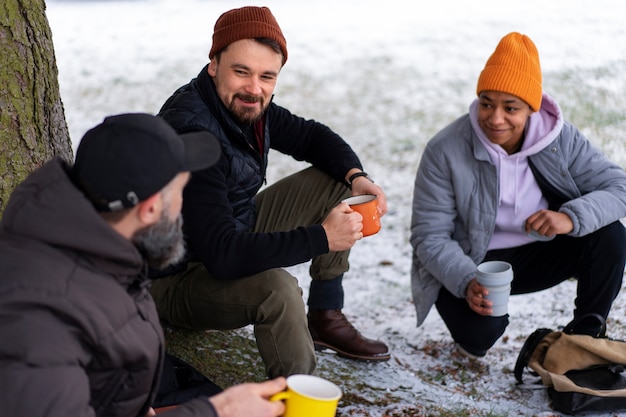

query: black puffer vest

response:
[159,65,269,230]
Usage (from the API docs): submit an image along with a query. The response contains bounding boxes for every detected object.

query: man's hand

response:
[524,209,573,237]
[350,176,388,217]
[209,377,287,417]
[465,278,493,316]
[322,203,364,252]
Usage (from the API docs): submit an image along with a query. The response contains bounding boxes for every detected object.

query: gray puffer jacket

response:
[410,97,626,326]
[0,158,216,417]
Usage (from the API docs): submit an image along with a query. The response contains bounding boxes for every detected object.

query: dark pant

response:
[436,221,626,355]
[150,167,350,377]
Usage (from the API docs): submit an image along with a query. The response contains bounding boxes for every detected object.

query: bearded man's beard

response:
[132,211,186,270]
[228,93,266,124]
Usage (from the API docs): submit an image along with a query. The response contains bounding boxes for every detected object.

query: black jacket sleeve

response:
[267,103,362,184]
[182,160,329,280]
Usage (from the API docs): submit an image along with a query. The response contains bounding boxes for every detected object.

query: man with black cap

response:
[151,5,391,378]
[0,113,287,417]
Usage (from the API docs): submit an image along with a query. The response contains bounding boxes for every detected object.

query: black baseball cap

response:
[73,113,221,212]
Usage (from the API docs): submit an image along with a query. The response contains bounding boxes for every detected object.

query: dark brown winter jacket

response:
[0,158,216,417]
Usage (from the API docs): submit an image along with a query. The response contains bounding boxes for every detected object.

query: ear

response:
[136,192,163,227]
[208,59,217,76]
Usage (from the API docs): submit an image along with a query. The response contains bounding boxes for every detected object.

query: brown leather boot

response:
[307,309,390,361]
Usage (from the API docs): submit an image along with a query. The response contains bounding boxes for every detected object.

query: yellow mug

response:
[270,374,342,417]
[342,194,381,236]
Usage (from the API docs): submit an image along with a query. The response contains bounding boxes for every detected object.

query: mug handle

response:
[269,391,290,402]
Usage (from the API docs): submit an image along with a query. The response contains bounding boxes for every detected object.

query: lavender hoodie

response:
[469,94,564,249]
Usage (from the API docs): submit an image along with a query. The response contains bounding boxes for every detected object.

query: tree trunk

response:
[0,0,72,217]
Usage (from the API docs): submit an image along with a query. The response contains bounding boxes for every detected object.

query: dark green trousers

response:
[150,167,351,378]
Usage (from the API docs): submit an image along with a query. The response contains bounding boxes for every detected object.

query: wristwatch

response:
[347,171,374,189]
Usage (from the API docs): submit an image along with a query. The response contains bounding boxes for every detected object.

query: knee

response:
[256,269,305,318]
[476,316,508,344]
[592,221,626,263]
[446,315,509,354]
[258,269,302,296]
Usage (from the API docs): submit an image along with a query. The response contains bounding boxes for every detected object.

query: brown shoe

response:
[307,309,390,362]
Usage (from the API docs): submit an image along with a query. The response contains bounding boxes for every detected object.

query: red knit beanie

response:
[476,32,543,112]
[209,6,288,65]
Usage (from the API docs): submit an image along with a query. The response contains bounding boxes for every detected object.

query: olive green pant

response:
[150,167,351,378]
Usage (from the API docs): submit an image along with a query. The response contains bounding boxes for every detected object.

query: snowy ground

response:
[47,0,626,415]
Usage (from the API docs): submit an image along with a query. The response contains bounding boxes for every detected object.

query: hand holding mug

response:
[322,204,363,251]
[208,377,287,417]
[466,278,492,316]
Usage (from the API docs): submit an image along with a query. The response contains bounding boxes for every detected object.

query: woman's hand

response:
[525,209,573,237]
[465,278,493,316]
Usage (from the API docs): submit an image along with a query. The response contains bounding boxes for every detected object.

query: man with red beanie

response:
[410,32,626,358]
[150,6,390,377]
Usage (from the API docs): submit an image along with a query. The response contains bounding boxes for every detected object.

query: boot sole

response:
[313,341,391,362]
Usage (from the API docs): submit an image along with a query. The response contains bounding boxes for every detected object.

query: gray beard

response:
[132,212,186,270]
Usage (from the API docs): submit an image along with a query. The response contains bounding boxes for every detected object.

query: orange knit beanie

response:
[476,32,542,111]
[209,6,288,65]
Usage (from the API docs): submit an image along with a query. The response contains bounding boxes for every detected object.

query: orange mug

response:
[342,194,381,237]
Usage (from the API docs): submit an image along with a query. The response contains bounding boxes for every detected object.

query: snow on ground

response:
[47,0,626,415]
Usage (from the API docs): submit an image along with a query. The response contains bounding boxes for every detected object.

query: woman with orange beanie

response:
[410,32,626,358]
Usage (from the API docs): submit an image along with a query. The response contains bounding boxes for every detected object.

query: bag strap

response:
[514,327,553,384]
[562,313,607,338]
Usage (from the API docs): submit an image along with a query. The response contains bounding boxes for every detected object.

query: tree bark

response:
[0,0,72,217]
